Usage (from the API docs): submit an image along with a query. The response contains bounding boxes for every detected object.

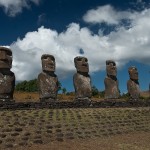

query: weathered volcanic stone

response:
[104,60,120,99]
[0,46,15,103]
[127,66,140,99]
[38,54,59,102]
[73,56,92,103]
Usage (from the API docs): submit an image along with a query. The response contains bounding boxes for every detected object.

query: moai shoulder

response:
[73,56,92,103]
[104,60,120,99]
[38,54,59,102]
[127,66,140,100]
[0,46,15,103]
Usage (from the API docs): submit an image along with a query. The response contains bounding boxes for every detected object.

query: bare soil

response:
[28,132,150,150]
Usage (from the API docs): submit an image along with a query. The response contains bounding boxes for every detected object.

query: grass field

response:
[13,91,150,103]
[0,107,150,149]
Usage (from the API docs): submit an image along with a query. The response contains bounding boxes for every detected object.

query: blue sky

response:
[0,0,150,93]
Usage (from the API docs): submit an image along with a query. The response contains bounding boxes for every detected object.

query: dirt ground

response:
[28,132,150,150]
[2,91,148,150]
[0,107,150,150]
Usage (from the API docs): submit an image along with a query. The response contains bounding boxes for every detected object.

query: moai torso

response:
[73,56,92,103]
[104,60,120,99]
[127,66,140,99]
[0,47,15,102]
[38,54,59,102]
[73,73,91,99]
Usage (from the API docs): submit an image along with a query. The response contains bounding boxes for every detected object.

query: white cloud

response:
[0,0,40,17]
[83,5,137,25]
[8,5,150,81]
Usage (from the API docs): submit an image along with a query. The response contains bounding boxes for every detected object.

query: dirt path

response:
[28,132,150,150]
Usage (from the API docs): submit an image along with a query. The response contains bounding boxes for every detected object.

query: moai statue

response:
[127,66,140,99]
[0,47,15,103]
[104,60,120,99]
[73,56,92,103]
[38,54,59,102]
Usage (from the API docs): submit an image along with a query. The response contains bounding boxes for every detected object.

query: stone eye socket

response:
[42,56,47,59]
[0,50,12,56]
[51,57,55,61]
[77,58,82,61]
[133,68,137,70]
[77,58,87,62]
[6,51,12,56]
[85,58,88,62]
[43,56,54,61]
[111,62,115,66]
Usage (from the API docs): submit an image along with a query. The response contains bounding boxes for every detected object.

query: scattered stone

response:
[19,142,27,146]
[5,143,13,148]
[47,130,52,133]
[22,137,29,141]
[24,132,31,136]
[5,138,15,142]
[15,127,23,132]
[56,138,63,142]
[2,128,12,132]
[0,134,6,138]
[11,132,19,136]
[33,139,43,144]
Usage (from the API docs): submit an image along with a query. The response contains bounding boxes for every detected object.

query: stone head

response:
[74,56,89,73]
[106,60,117,76]
[128,66,138,80]
[0,47,12,69]
[41,54,55,72]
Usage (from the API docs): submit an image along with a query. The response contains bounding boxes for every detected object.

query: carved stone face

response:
[41,54,55,72]
[0,47,12,69]
[128,66,138,80]
[106,60,117,76]
[74,56,89,73]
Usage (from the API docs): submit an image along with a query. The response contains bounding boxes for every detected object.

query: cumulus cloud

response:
[8,5,150,81]
[83,2,150,25]
[83,5,132,25]
[0,0,40,17]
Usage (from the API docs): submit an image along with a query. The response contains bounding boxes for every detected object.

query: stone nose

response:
[0,51,7,60]
[47,57,53,62]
